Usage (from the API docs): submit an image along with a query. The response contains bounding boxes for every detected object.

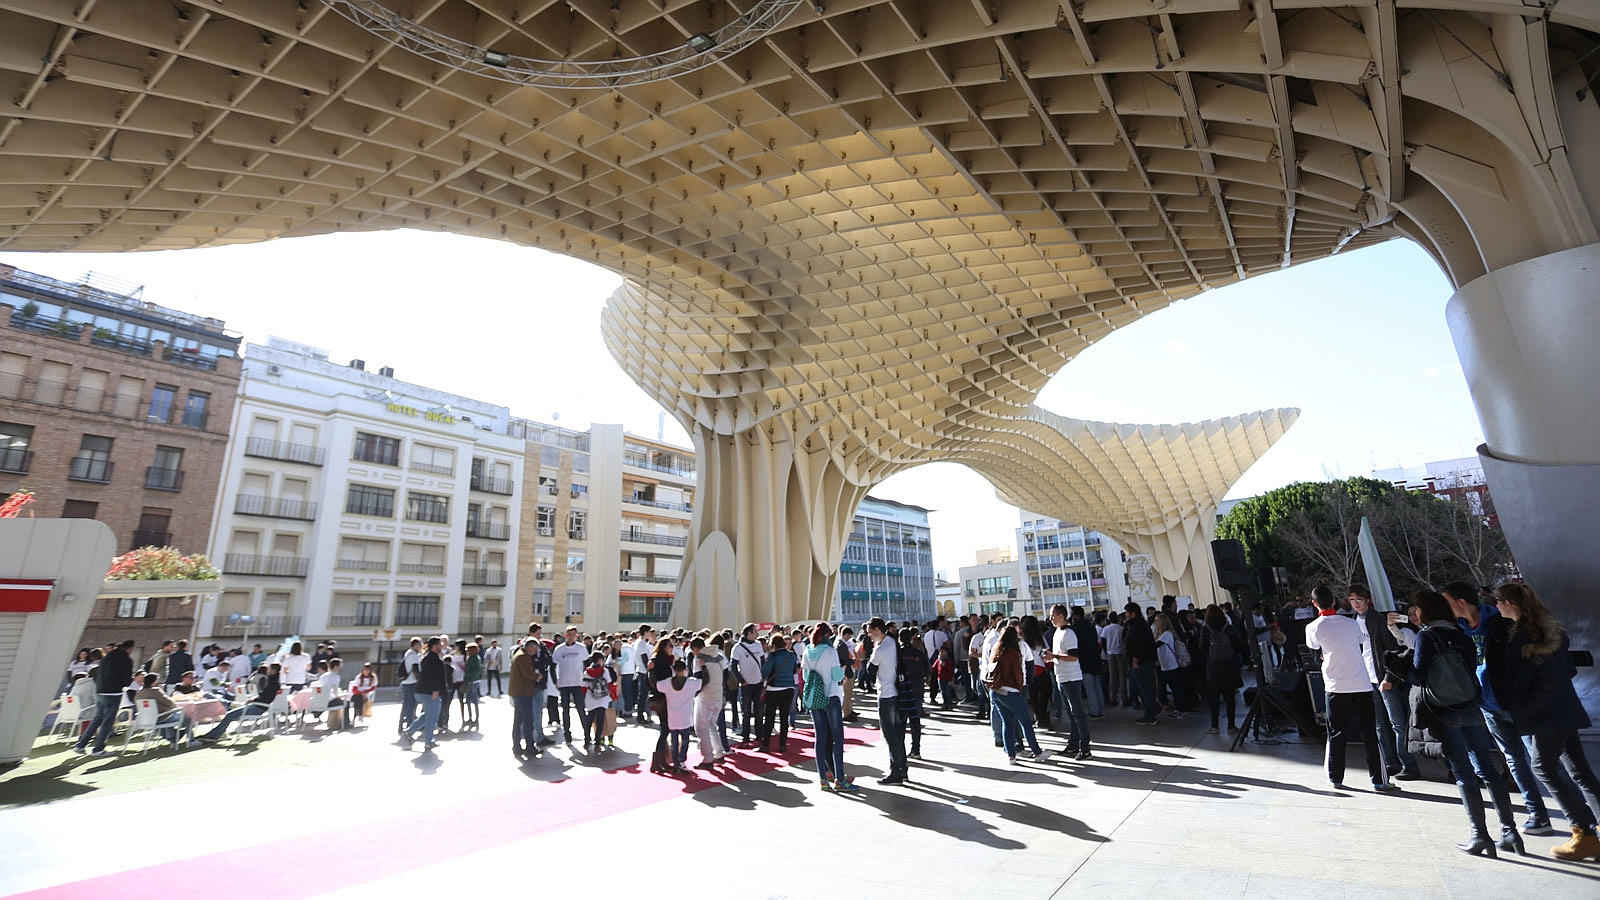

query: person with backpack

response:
[801,622,858,792]
[1305,584,1397,793]
[759,634,799,752]
[1485,583,1600,861]
[1383,590,1519,857]
[731,624,767,746]
[1195,605,1247,735]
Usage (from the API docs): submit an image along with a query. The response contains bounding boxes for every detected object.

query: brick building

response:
[0,266,240,656]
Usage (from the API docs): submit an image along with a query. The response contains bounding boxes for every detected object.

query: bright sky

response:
[0,232,1482,580]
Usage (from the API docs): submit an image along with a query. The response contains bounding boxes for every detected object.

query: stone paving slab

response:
[1,695,1597,898]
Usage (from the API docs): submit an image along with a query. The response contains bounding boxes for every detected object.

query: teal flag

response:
[1357,516,1396,612]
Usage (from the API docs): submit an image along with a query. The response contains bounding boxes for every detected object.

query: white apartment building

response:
[199,338,524,670]
[1016,511,1132,612]
[833,495,937,624]
[511,420,694,634]
[958,547,1030,617]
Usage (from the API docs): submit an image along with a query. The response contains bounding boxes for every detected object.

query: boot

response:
[1497,825,1526,855]
[1551,826,1600,862]
[1455,783,1498,858]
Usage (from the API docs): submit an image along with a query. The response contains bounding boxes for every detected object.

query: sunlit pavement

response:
[2,692,1597,898]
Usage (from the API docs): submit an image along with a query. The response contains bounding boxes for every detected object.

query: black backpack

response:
[1421,626,1479,711]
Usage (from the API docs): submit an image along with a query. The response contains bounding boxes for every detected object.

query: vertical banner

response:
[1357,516,1397,612]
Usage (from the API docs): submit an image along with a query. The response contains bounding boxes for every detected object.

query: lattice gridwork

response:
[1,1,1595,622]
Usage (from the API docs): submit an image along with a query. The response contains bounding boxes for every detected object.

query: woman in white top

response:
[349,662,379,722]
[1152,617,1187,719]
[800,623,858,792]
[280,642,312,692]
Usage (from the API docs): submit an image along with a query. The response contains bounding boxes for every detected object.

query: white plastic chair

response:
[299,684,330,727]
[118,699,171,756]
[53,695,96,740]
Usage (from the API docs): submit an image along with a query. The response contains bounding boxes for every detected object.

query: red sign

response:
[757,622,776,631]
[0,579,53,613]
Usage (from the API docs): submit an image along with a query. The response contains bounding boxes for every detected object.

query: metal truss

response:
[318,0,806,89]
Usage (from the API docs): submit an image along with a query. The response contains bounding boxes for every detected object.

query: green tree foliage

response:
[1216,477,1514,594]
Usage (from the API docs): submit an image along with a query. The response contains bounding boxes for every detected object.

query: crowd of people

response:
[57,579,1599,865]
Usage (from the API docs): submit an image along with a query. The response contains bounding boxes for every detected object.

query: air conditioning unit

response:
[620,569,631,578]
[378,366,394,378]
[267,364,281,375]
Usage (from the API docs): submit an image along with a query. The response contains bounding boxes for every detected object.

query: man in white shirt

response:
[399,637,423,733]
[226,649,253,683]
[731,623,767,746]
[922,617,950,704]
[318,658,349,729]
[979,614,1005,743]
[483,640,505,697]
[551,626,591,743]
[1047,604,1091,760]
[1101,616,1127,707]
[631,627,655,721]
[867,617,907,785]
[1304,586,1395,793]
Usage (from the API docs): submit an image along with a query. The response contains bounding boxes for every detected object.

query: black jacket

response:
[1125,618,1157,665]
[1070,619,1103,676]
[416,651,450,694]
[1488,628,1590,735]
[1359,608,1404,660]
[164,650,193,683]
[1194,623,1247,691]
[95,647,134,693]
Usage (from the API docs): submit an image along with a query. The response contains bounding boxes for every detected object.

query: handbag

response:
[648,693,667,716]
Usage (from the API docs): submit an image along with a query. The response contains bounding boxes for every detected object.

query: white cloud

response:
[1160,338,1192,357]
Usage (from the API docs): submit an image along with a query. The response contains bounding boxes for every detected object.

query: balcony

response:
[212,614,302,636]
[222,554,309,577]
[620,571,678,585]
[622,454,695,479]
[0,447,31,474]
[67,457,114,483]
[620,530,688,547]
[619,602,673,623]
[90,331,154,355]
[623,495,692,513]
[329,614,383,627]
[245,437,326,466]
[460,616,504,634]
[234,494,318,520]
[336,558,387,572]
[144,466,184,491]
[410,460,454,476]
[179,409,209,430]
[469,473,514,495]
[462,568,508,587]
[163,346,217,370]
[466,520,511,540]
[396,562,445,575]
[130,529,172,549]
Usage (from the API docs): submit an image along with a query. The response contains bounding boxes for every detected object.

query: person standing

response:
[1305,586,1395,792]
[867,617,908,785]
[1348,586,1419,779]
[923,617,950,705]
[1102,612,1127,708]
[143,640,173,683]
[280,641,310,693]
[689,636,727,768]
[632,627,656,722]
[987,625,1044,763]
[1048,604,1091,759]
[800,623,857,792]
[1442,581,1555,835]
[759,635,799,752]
[551,625,590,744]
[731,624,766,747]
[398,637,423,733]
[646,638,675,772]
[1070,608,1105,720]
[483,640,505,698]
[508,637,548,760]
[400,637,447,750]
[1125,605,1160,724]
[836,627,858,721]
[899,627,929,760]
[1196,606,1246,734]
[1486,583,1600,861]
[164,640,194,687]
[73,639,135,757]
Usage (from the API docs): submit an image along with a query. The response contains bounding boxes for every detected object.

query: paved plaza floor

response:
[2,692,1597,898]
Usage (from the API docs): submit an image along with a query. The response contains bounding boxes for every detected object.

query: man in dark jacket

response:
[164,640,194,686]
[1349,585,1419,779]
[1124,605,1161,725]
[401,637,449,749]
[508,639,549,760]
[74,639,135,755]
[1070,607,1105,719]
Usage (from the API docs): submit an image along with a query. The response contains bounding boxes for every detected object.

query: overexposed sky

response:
[1,232,1481,579]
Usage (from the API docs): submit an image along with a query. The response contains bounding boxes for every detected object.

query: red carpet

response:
[12,728,880,900]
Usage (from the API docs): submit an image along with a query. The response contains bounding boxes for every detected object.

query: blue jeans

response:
[510,694,543,751]
[1372,683,1417,774]
[75,694,123,752]
[1437,706,1516,831]
[1050,678,1066,719]
[1527,730,1600,831]
[405,694,441,745]
[620,674,638,716]
[991,689,1040,756]
[1058,679,1091,752]
[1081,672,1105,717]
[878,697,907,778]
[1131,664,1159,722]
[635,674,650,719]
[810,697,845,782]
[669,727,692,766]
[1483,706,1550,820]
[156,709,190,745]
[200,704,261,741]
[400,683,418,730]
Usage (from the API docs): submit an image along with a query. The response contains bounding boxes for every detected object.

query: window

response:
[331,592,386,626]
[70,435,114,482]
[533,551,552,580]
[536,506,555,536]
[405,492,450,524]
[0,422,32,474]
[530,590,551,617]
[115,598,158,618]
[337,538,389,570]
[61,499,98,519]
[345,484,395,517]
[410,443,454,475]
[148,384,177,424]
[394,595,439,626]
[570,483,588,500]
[181,391,209,429]
[133,509,171,549]
[353,431,401,466]
[567,509,586,540]
[146,445,184,491]
[398,542,447,574]
[565,591,584,617]
[566,553,585,575]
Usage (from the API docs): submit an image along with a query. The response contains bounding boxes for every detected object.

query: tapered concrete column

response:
[1446,242,1600,701]
[673,426,873,629]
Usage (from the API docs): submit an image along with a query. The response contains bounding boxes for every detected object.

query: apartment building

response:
[198,338,523,670]
[0,266,240,654]
[958,547,1030,618]
[1016,511,1132,611]
[511,421,693,633]
[834,496,936,625]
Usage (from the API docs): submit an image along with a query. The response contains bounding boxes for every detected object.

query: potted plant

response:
[19,301,38,318]
[101,545,222,600]
[92,326,114,342]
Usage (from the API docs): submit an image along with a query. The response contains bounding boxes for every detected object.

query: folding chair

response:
[53,695,96,741]
[118,699,174,756]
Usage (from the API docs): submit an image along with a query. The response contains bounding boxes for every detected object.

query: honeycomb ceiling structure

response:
[2,1,1596,621]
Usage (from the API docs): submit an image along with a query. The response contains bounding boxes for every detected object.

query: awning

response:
[619,589,675,597]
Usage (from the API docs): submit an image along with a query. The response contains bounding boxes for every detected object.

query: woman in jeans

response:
[800,623,859,792]
[760,635,799,752]
[987,626,1044,763]
[646,638,676,773]
[1389,591,1520,857]
[1487,583,1600,861]
[1020,615,1052,730]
